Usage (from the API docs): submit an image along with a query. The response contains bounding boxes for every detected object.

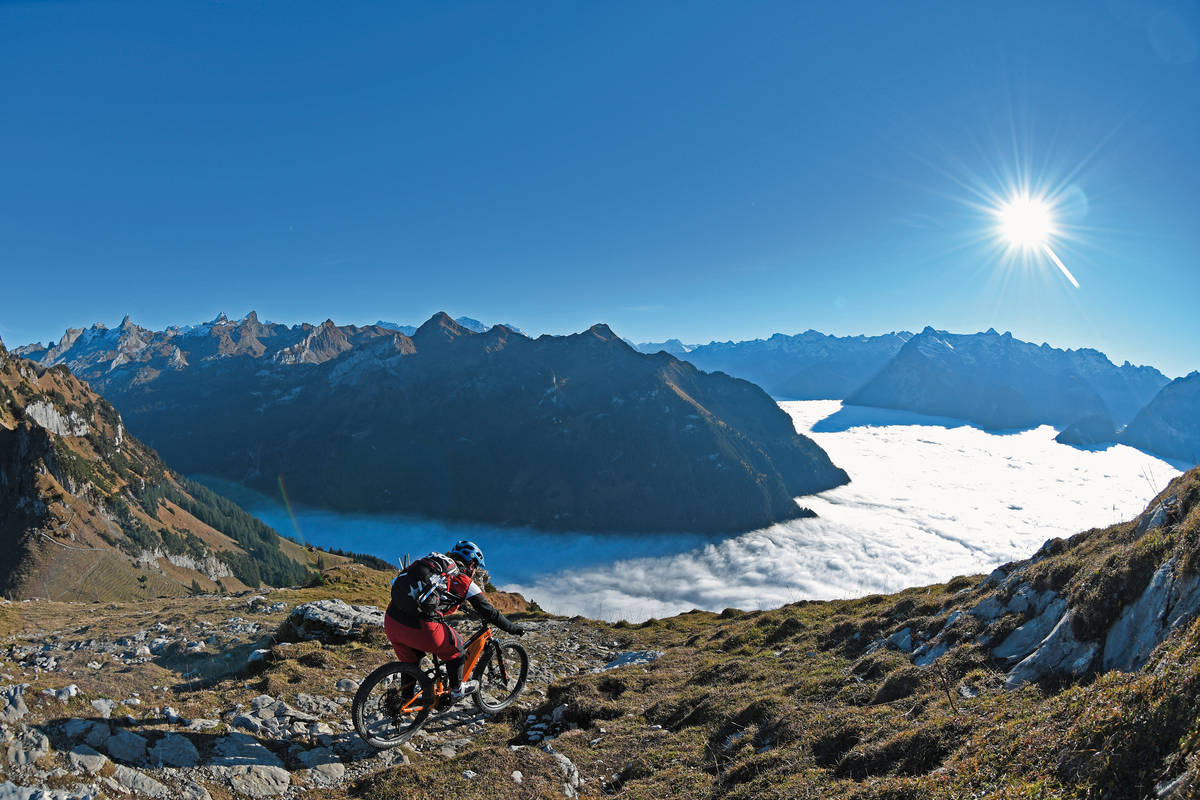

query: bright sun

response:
[997,195,1056,249]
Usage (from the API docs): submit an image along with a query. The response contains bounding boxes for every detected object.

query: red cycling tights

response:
[384,614,464,664]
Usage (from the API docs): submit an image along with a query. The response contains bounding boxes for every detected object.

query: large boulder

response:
[148,733,199,767]
[104,729,148,765]
[277,600,383,643]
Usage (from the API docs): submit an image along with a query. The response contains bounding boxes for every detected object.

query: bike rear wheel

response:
[472,640,529,712]
[352,662,435,749]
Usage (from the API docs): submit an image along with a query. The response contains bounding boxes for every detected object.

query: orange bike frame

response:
[399,626,493,712]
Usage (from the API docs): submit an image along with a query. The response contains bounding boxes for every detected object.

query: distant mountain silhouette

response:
[22,313,849,533]
[633,339,699,356]
[844,327,1169,431]
[373,316,522,336]
[678,330,914,399]
[1120,372,1200,465]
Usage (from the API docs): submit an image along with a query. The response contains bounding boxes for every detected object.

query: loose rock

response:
[149,733,199,767]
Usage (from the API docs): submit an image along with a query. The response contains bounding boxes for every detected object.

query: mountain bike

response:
[352,613,529,749]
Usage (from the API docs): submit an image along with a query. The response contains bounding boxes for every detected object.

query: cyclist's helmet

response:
[449,540,486,569]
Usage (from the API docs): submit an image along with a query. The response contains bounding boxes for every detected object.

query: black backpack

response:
[390,553,460,620]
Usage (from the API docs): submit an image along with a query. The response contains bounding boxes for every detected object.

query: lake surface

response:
[200,400,1182,621]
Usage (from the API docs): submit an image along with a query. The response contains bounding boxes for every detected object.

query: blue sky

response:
[2,1,1198,377]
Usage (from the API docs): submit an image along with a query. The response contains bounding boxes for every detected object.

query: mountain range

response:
[0,338,315,601]
[845,326,1171,431]
[668,329,915,400]
[17,313,849,533]
[632,339,700,356]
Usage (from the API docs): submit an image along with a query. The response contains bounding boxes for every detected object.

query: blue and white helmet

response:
[449,540,486,569]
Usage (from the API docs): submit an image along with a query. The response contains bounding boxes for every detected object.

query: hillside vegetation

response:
[0,339,317,601]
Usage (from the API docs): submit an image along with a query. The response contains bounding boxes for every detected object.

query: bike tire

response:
[352,661,435,749]
[472,640,529,713]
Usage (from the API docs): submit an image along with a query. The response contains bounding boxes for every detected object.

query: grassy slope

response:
[4,471,1199,800]
[356,469,1200,800]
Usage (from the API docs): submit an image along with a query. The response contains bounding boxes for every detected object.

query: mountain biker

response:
[385,540,525,700]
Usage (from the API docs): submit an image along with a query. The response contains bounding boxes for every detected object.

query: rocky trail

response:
[0,589,648,799]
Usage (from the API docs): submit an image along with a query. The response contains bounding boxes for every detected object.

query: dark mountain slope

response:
[1120,372,1200,465]
[90,314,849,533]
[0,339,312,600]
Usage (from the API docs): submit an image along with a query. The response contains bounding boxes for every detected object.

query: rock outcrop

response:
[277,600,384,643]
[867,469,1200,689]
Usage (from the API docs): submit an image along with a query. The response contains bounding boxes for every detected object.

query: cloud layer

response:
[241,401,1181,622]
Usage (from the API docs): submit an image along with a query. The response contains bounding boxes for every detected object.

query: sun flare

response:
[997,195,1055,249]
[991,192,1079,288]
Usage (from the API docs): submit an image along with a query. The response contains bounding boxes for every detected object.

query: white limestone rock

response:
[90,698,116,719]
[1005,610,1098,688]
[5,727,50,766]
[104,729,148,765]
[25,400,90,437]
[992,597,1069,663]
[218,765,291,798]
[0,686,28,723]
[913,641,949,667]
[67,745,109,774]
[111,765,169,798]
[208,733,284,768]
[279,600,384,643]
[1103,559,1200,673]
[148,733,199,767]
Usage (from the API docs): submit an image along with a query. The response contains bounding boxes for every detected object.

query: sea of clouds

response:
[227,400,1183,622]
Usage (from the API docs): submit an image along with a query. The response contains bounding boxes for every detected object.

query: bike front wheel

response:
[472,640,529,713]
[352,662,435,749]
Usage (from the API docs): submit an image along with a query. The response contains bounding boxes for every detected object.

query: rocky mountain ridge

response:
[24,312,848,533]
